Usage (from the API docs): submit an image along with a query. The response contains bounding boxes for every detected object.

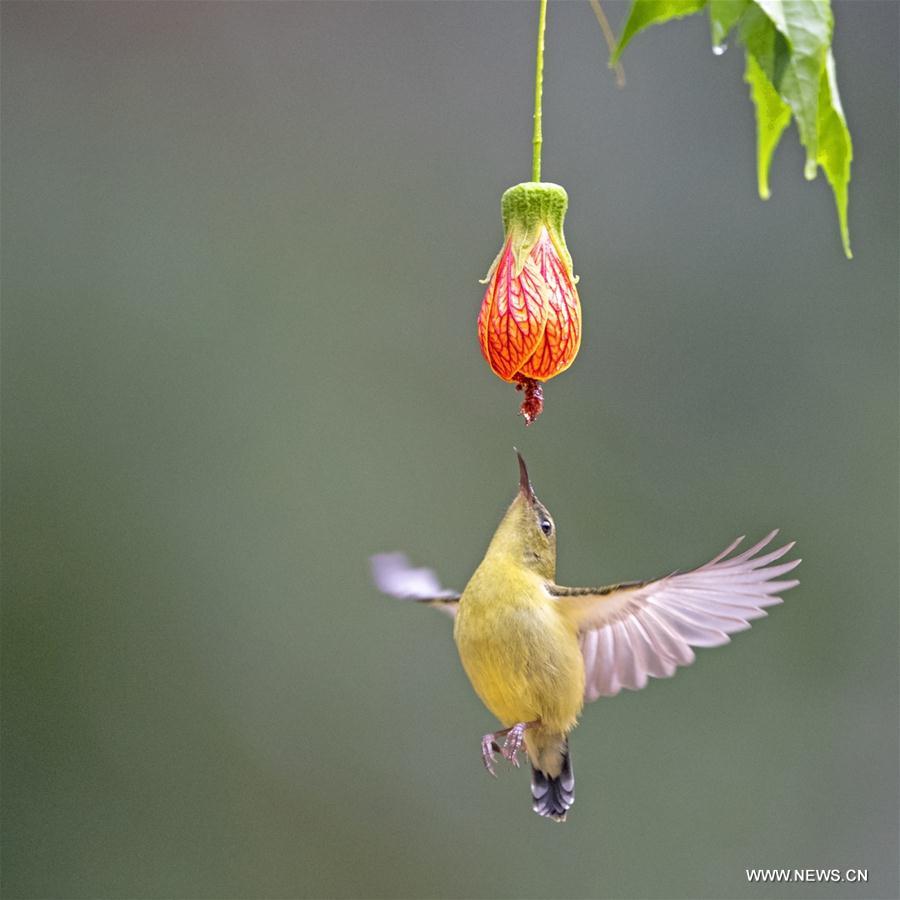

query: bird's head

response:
[486,450,557,580]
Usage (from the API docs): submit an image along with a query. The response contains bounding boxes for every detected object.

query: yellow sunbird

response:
[371,452,800,821]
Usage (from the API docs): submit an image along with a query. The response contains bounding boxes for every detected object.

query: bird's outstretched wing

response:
[550,531,800,701]
[370,553,461,619]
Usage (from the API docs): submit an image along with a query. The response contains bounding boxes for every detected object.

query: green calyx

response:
[500,182,573,274]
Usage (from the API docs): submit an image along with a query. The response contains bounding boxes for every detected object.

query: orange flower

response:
[477,183,581,424]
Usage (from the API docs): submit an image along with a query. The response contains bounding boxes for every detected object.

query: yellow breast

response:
[453,563,584,732]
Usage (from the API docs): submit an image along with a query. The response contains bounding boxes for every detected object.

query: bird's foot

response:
[500,722,528,767]
[481,720,540,775]
[481,733,502,777]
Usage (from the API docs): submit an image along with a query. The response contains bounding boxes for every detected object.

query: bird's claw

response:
[481,733,500,777]
[482,722,530,775]
[500,722,527,767]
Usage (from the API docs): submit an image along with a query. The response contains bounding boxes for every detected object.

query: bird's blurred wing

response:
[550,532,800,701]
[370,553,460,619]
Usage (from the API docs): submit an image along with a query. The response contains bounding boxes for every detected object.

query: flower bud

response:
[477,182,581,424]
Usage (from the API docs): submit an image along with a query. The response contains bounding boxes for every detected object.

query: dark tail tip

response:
[530,743,574,822]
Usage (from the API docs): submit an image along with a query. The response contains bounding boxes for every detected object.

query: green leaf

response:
[613,0,853,257]
[740,1,852,256]
[754,0,833,176]
[708,0,750,49]
[738,3,790,86]
[815,49,853,257]
[612,0,708,64]
[744,52,791,200]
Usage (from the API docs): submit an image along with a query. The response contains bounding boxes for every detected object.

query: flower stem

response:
[532,0,548,183]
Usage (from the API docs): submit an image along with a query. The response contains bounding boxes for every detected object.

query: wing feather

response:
[370,553,460,619]
[556,533,800,701]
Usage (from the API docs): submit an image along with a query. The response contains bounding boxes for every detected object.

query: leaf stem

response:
[589,0,625,88]
[532,0,548,183]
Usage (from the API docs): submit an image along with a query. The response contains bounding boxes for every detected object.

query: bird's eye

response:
[540,519,553,536]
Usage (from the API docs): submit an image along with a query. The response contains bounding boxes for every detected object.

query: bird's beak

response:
[514,448,534,502]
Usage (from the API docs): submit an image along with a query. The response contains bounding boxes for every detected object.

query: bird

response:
[370,452,800,822]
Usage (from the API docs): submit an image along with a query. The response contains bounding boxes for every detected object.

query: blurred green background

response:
[3,2,897,898]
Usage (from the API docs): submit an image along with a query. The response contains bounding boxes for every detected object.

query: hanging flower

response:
[477,182,581,424]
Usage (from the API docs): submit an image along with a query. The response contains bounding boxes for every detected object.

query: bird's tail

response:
[530,738,574,822]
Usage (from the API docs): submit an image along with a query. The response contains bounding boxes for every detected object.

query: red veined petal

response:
[518,231,582,380]
[477,238,549,382]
